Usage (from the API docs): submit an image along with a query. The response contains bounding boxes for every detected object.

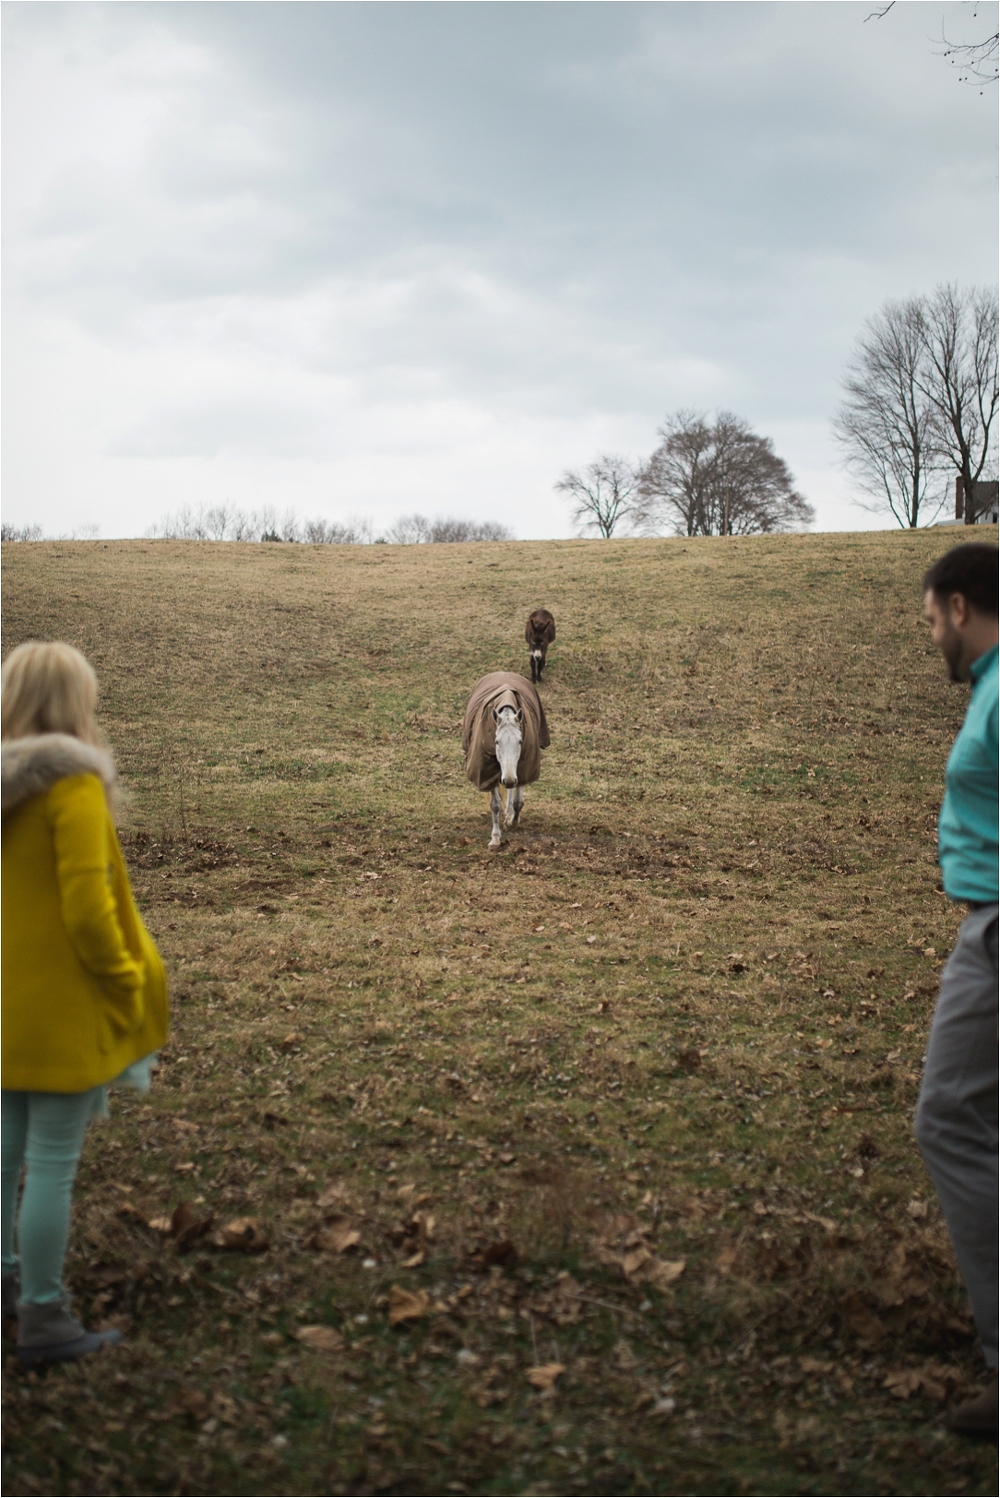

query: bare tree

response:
[636,412,814,536]
[384,514,513,543]
[385,514,432,544]
[918,284,999,523]
[303,516,376,544]
[937,9,999,87]
[428,517,513,542]
[833,297,948,528]
[1,522,43,542]
[866,3,998,89]
[556,454,642,538]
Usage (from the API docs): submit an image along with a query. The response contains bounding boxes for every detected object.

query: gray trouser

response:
[915,902,998,1368]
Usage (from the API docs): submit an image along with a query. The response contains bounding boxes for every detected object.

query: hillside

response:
[2,530,995,1498]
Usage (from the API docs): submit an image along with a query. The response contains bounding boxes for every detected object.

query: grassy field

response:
[1,530,997,1498]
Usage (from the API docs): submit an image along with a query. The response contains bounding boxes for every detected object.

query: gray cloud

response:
[2,1,997,537]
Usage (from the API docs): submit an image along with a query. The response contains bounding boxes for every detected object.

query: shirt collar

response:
[969,643,998,684]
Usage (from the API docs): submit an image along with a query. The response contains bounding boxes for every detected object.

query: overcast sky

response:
[3,1,997,540]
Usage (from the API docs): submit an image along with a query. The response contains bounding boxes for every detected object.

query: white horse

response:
[489,702,524,850]
[461,671,551,851]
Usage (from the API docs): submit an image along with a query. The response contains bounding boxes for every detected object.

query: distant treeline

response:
[150,505,514,544]
[1,524,44,542]
[1,509,515,545]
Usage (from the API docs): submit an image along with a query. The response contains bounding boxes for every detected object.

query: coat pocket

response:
[95,978,145,1053]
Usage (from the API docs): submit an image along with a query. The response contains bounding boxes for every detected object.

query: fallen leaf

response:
[410,1210,436,1242]
[212,1217,269,1252]
[296,1325,344,1353]
[609,1339,639,1372]
[148,1215,173,1234]
[175,1388,211,1424]
[526,1362,565,1391]
[116,1202,146,1223]
[620,1246,652,1279]
[884,1360,964,1401]
[387,1285,430,1326]
[675,1048,702,1073]
[799,1356,833,1375]
[211,1392,240,1425]
[171,1201,215,1251]
[643,1258,686,1288]
[476,1240,518,1269]
[402,1250,425,1268]
[907,1199,929,1220]
[316,1181,350,1210]
[716,1245,739,1276]
[311,1217,361,1254]
[838,1291,885,1342]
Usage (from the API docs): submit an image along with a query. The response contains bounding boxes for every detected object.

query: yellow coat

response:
[2,734,168,1093]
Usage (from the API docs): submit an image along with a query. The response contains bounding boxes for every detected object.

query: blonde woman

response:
[1,642,168,1364]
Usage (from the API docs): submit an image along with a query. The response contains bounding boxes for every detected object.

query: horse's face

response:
[493,704,523,789]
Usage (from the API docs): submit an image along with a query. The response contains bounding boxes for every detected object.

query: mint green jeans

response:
[1,1089,101,1305]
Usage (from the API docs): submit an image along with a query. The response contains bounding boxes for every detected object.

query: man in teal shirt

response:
[917,542,998,1435]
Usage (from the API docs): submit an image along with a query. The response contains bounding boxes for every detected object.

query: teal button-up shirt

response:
[939,643,999,903]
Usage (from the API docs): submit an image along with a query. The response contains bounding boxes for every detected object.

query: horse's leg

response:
[489,786,504,849]
[508,784,524,828]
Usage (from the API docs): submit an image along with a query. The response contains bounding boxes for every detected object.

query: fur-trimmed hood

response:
[1,734,116,822]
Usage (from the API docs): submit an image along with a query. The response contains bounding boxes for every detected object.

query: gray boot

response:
[2,1269,19,1336]
[17,1294,123,1366]
[2,1269,20,1320]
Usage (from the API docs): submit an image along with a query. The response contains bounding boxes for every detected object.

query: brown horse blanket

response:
[462,672,550,792]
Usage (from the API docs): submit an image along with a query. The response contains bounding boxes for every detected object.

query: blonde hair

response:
[1,642,102,745]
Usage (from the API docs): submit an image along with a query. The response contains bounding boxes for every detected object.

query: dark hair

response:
[923,543,998,616]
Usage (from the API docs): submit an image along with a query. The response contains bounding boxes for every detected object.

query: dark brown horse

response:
[525,609,556,683]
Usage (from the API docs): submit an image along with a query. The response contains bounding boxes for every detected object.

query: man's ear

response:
[949,592,971,628]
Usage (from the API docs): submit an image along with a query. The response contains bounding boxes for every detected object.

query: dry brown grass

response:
[1,530,997,1497]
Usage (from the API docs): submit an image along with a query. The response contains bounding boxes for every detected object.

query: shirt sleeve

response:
[49,774,144,995]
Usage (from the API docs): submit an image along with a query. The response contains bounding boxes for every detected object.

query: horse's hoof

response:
[488,837,503,850]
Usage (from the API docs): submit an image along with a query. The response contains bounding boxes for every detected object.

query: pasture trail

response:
[1,532,996,1496]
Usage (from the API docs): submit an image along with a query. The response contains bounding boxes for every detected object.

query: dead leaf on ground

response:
[316,1181,351,1210]
[308,1216,361,1254]
[716,1244,739,1276]
[907,1198,929,1220]
[675,1048,702,1072]
[402,1249,425,1268]
[173,1388,211,1424]
[211,1217,269,1252]
[387,1285,430,1325]
[883,1363,963,1401]
[642,1257,686,1289]
[620,1245,652,1279]
[526,1362,565,1392]
[471,1239,518,1270]
[171,1201,215,1251]
[525,1272,581,1326]
[296,1324,344,1353]
[838,1291,885,1342]
[609,1339,639,1372]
